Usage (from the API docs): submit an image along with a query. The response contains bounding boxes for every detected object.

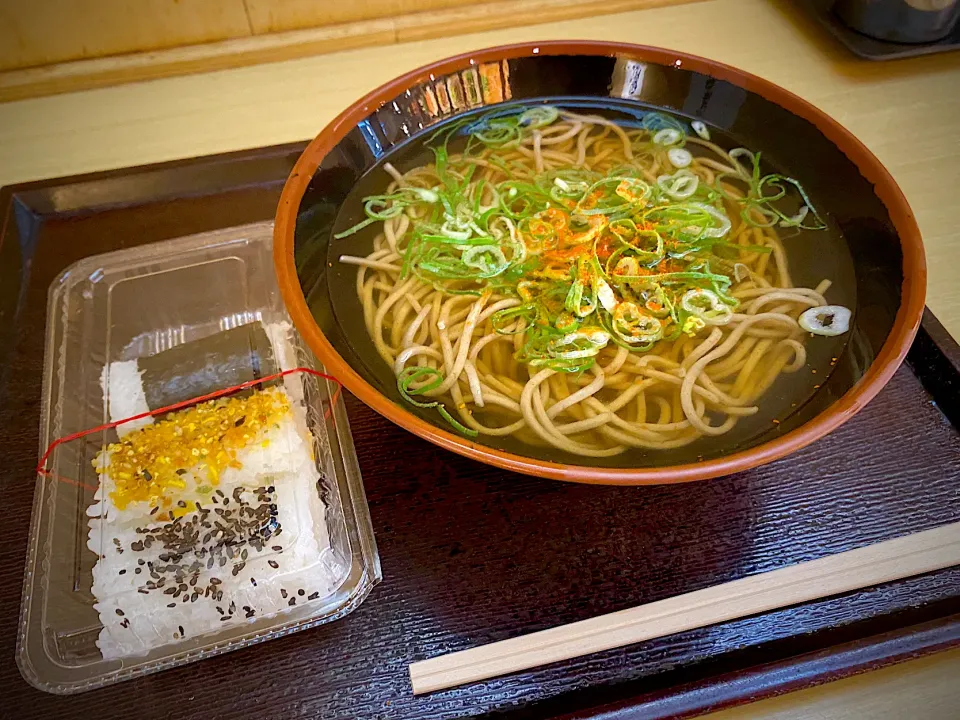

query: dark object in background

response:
[835,0,960,43]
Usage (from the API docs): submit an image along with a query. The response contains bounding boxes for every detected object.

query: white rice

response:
[88,322,346,660]
[101,360,152,437]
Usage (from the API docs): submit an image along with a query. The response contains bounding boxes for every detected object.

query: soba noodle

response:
[337,105,849,457]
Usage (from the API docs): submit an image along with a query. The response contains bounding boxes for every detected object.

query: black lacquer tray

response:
[1,144,958,719]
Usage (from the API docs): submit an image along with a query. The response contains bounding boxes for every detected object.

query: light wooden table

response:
[1,0,958,716]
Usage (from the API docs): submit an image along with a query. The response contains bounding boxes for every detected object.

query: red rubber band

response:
[36,367,343,487]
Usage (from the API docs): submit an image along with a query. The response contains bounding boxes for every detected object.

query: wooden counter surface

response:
[1,0,958,716]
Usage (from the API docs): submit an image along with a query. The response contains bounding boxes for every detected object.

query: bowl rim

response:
[274,40,926,485]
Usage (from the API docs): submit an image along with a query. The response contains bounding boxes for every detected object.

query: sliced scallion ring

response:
[798,305,851,336]
[653,128,683,146]
[657,169,699,200]
[667,148,693,169]
[519,106,559,129]
[681,288,733,325]
[687,202,732,238]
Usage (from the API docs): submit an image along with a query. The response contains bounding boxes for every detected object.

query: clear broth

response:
[325,99,858,467]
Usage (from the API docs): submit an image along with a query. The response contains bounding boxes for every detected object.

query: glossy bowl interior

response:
[274,42,925,485]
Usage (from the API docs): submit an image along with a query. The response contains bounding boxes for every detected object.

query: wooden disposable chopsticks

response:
[409,521,960,695]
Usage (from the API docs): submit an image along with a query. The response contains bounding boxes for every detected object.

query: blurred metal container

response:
[835,0,960,43]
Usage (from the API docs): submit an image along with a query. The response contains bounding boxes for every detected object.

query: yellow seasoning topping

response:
[97,387,291,510]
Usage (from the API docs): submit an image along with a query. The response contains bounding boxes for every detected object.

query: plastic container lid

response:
[17,222,380,694]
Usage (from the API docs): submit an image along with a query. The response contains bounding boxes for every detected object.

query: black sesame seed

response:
[119,569,126,575]
[288,598,296,607]
[280,589,288,599]
[308,592,319,600]
[115,608,124,616]
[135,567,142,574]
[150,506,159,515]
[271,546,282,552]
[138,588,149,595]
[176,468,187,476]
[142,469,153,481]
[268,560,279,569]
[235,416,245,427]
[250,578,257,587]
[178,500,187,508]
[164,587,176,595]
[298,589,305,597]
[178,625,184,636]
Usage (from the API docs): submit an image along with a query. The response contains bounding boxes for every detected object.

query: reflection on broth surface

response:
[328,100,857,463]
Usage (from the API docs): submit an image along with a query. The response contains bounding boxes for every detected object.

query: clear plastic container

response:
[17,221,380,694]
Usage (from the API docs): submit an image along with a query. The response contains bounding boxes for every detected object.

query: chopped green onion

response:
[654,128,683,146]
[398,367,478,436]
[667,148,693,168]
[341,103,829,427]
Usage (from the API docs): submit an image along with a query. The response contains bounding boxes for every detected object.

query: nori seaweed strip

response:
[139,324,276,410]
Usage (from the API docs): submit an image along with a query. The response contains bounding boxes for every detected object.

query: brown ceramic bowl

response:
[274,41,926,485]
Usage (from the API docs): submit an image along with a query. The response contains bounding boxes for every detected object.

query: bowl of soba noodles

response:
[274,41,925,484]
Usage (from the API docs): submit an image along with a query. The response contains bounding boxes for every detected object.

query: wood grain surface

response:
[243,0,481,32]
[0,0,696,101]
[0,0,252,71]
[1,0,960,716]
